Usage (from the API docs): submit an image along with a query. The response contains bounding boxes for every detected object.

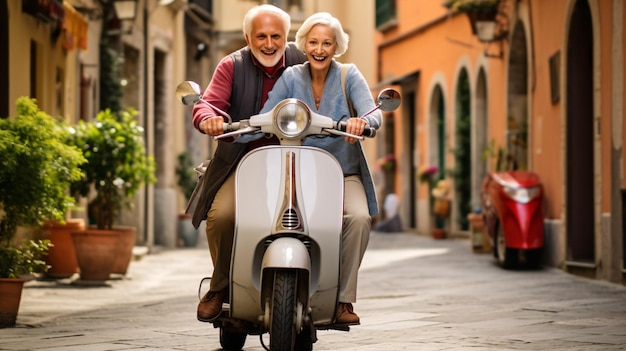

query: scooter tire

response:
[219,328,246,350]
[270,270,298,351]
[495,223,517,269]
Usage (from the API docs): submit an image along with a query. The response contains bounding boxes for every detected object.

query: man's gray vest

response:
[191,43,307,228]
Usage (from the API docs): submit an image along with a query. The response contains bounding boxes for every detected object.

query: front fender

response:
[261,237,311,270]
[260,237,311,318]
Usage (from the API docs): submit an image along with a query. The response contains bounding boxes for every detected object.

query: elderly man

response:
[191,4,306,322]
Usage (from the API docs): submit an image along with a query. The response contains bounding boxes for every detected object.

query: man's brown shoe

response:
[197,289,228,322]
[334,303,360,325]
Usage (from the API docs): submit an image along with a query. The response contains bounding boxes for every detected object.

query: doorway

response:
[474,68,489,210]
[454,69,472,230]
[565,0,595,266]
[507,20,529,171]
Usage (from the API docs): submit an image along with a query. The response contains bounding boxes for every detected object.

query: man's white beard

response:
[252,48,284,68]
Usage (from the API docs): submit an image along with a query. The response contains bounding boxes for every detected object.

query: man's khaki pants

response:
[205,173,371,304]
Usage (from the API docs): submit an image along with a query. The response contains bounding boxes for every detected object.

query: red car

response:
[481,171,544,269]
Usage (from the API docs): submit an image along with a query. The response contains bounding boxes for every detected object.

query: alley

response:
[1,231,625,350]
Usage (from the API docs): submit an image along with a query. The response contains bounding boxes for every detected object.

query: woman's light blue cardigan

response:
[241,60,382,216]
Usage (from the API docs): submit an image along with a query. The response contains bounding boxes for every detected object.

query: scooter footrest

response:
[317,324,351,332]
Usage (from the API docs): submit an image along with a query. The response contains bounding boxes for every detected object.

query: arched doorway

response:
[507,20,529,171]
[429,85,446,230]
[566,0,595,266]
[474,68,489,209]
[454,69,472,230]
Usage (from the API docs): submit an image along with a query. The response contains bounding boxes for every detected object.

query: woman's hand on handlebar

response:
[344,117,367,144]
[201,116,225,136]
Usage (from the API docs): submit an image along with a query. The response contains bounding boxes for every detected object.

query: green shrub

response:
[0,97,85,278]
[69,108,156,230]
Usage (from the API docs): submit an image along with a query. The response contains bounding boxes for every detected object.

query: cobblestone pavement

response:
[1,231,625,350]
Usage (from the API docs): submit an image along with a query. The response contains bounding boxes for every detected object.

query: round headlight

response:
[274,99,310,138]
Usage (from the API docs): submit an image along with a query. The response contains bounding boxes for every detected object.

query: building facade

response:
[2,0,377,250]
[375,0,625,284]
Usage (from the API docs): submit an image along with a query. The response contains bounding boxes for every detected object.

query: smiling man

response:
[191,4,307,322]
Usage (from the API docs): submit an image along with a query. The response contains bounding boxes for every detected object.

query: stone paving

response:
[1,231,625,350]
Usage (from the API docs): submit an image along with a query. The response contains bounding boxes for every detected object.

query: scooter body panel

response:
[230,146,343,325]
[499,196,544,249]
[482,171,544,250]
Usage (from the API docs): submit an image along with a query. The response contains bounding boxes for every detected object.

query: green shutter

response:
[376,0,397,29]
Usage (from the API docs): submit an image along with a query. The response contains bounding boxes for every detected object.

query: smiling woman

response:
[253,11,384,326]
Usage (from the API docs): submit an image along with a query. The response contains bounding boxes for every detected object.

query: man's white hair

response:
[243,4,291,38]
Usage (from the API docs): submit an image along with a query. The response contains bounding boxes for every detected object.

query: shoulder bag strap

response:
[341,64,357,117]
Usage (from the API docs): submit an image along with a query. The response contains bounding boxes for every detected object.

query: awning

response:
[63,1,88,51]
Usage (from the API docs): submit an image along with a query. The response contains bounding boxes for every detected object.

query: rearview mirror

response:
[175,81,203,106]
[377,89,401,112]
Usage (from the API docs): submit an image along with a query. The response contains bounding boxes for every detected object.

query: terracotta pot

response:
[110,226,136,275]
[0,278,26,328]
[432,228,447,240]
[43,219,85,278]
[71,229,120,283]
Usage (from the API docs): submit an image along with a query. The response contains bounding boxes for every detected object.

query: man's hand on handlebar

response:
[201,117,225,136]
[345,117,367,144]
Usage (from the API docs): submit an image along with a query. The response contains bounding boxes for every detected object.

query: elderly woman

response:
[254,12,383,325]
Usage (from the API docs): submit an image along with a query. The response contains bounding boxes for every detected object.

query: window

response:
[376,0,397,31]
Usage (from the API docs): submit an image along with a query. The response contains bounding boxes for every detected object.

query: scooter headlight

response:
[503,185,541,204]
[273,99,311,138]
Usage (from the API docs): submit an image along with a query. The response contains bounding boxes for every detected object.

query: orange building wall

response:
[378,3,511,206]
[525,0,568,219]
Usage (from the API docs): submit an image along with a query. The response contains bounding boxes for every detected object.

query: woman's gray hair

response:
[242,4,291,38]
[295,12,349,57]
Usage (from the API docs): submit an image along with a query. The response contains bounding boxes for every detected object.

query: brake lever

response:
[324,129,364,140]
[214,126,260,140]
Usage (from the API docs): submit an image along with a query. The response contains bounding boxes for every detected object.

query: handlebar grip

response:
[222,122,240,132]
[338,121,376,138]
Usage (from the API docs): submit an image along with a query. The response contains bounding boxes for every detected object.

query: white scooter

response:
[176,81,400,351]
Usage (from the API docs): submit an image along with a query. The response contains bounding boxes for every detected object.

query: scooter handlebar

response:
[337,121,376,138]
[217,119,377,140]
[223,122,241,132]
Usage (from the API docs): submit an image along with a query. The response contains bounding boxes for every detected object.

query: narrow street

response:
[1,231,625,350]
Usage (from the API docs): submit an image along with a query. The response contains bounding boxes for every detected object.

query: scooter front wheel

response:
[270,270,297,351]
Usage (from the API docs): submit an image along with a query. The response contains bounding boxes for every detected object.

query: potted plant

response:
[377,154,396,172]
[68,108,156,282]
[175,151,200,247]
[0,97,85,327]
[418,166,450,239]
